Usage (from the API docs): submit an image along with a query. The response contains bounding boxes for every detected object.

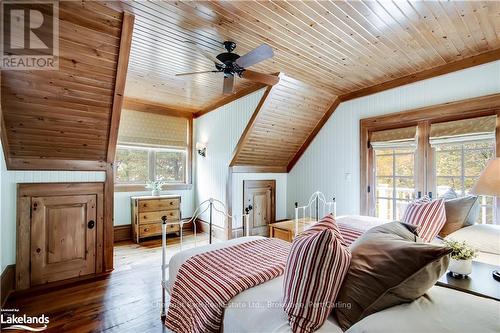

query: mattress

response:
[167,234,500,333]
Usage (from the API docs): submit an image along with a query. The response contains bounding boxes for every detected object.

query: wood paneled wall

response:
[0,1,126,169]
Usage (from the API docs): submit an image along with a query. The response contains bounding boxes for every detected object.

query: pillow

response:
[283,215,351,333]
[335,222,452,331]
[439,188,459,200]
[445,224,500,255]
[402,197,446,242]
[439,196,479,237]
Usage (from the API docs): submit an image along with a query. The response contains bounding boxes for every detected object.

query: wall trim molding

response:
[106,12,135,163]
[194,83,267,119]
[196,218,226,241]
[1,264,15,307]
[114,225,132,242]
[340,49,500,102]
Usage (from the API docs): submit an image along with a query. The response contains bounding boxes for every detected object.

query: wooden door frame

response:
[243,180,276,235]
[360,93,500,216]
[16,183,104,290]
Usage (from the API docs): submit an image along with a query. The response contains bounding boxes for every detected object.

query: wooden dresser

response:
[131,195,181,243]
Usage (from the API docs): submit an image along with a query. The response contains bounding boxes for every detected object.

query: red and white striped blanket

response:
[165,238,291,333]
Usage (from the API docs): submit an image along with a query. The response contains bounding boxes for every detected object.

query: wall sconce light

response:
[196,142,207,157]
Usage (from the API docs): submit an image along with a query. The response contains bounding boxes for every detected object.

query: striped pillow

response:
[402,198,446,242]
[283,216,351,333]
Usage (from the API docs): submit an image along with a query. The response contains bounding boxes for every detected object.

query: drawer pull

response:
[144,228,149,232]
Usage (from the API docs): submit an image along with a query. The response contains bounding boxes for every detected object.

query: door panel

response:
[243,180,275,237]
[31,195,97,285]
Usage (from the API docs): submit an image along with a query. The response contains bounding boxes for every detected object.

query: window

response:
[115,146,149,183]
[115,146,187,184]
[375,148,415,220]
[115,109,191,187]
[362,109,498,225]
[434,141,496,224]
[371,126,417,220]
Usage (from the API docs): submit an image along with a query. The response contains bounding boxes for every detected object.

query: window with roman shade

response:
[370,126,418,220]
[117,110,189,149]
[115,110,190,185]
[370,126,417,149]
[429,115,496,146]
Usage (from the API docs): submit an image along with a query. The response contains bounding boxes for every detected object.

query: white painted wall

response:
[114,189,194,226]
[287,61,500,218]
[0,146,106,271]
[231,173,288,229]
[194,88,285,227]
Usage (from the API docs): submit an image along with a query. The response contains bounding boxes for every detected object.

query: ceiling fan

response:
[176,41,280,94]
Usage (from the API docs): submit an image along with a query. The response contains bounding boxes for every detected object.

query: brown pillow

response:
[439,196,479,237]
[335,222,451,331]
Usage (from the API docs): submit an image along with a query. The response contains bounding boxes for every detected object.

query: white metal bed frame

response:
[160,198,250,319]
[294,191,336,237]
[159,192,334,319]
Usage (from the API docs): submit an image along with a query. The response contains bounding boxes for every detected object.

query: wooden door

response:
[31,195,97,285]
[243,180,275,237]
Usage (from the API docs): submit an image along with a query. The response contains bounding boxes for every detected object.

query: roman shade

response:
[430,116,496,146]
[370,126,417,149]
[117,110,189,148]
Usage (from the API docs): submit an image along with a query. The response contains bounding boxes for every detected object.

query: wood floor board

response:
[4,232,210,333]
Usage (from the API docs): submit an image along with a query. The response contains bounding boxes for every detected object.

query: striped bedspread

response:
[165,238,291,333]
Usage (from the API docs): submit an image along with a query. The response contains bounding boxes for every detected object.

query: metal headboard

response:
[294,191,336,237]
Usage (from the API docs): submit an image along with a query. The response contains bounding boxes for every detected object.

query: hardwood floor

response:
[4,232,210,333]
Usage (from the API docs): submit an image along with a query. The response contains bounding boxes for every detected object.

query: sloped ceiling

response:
[1,1,499,171]
[231,74,336,168]
[0,1,126,169]
[114,0,500,170]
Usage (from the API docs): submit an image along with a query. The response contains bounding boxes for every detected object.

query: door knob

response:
[245,205,253,214]
[88,220,95,229]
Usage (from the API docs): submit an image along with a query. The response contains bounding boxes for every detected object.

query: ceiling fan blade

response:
[175,70,221,77]
[223,75,235,95]
[240,69,280,86]
[235,44,274,68]
[184,41,224,66]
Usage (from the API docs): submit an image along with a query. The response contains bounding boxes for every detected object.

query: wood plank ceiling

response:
[1,0,499,170]
[116,0,500,169]
[1,1,125,168]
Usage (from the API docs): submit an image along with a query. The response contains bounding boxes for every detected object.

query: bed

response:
[167,236,500,333]
[161,194,500,332]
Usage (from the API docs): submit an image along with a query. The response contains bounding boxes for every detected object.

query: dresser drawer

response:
[139,223,179,237]
[138,210,180,225]
[138,198,180,212]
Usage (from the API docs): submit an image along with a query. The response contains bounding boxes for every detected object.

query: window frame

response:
[360,95,500,224]
[114,117,193,192]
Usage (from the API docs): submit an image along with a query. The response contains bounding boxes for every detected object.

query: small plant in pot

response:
[443,239,477,279]
[146,180,166,196]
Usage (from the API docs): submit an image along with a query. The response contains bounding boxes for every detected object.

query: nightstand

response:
[436,261,500,301]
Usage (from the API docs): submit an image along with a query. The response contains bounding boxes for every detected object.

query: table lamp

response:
[471,157,500,281]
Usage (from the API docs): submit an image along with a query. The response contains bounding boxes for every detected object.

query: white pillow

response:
[445,224,500,255]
